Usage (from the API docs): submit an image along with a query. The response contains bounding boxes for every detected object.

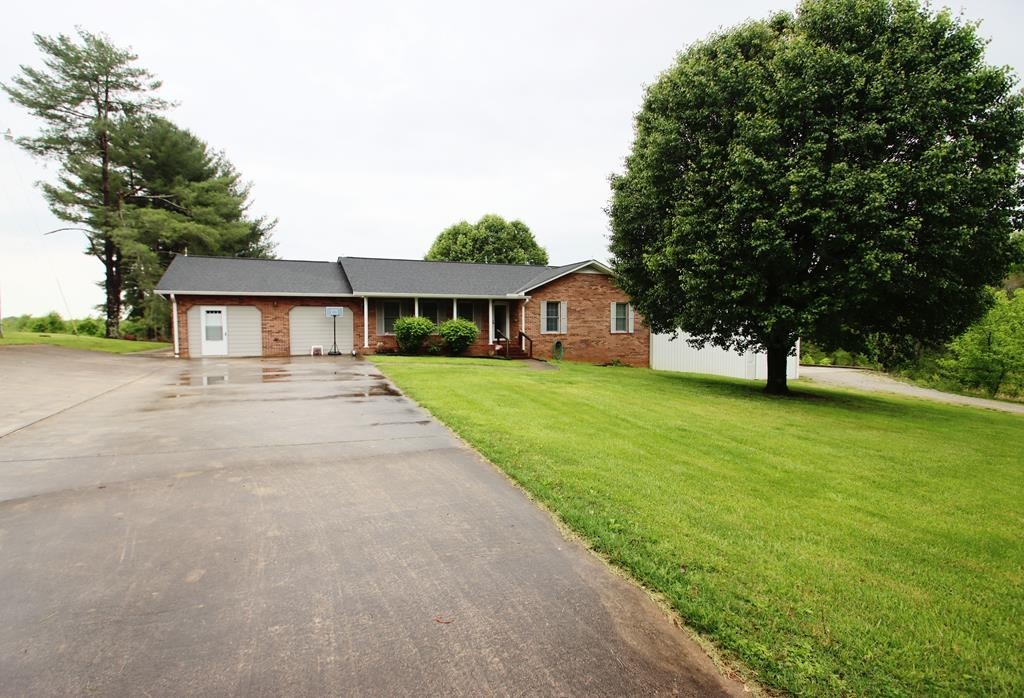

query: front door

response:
[493,302,509,339]
[200,306,228,356]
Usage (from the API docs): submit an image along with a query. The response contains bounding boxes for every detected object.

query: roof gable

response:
[516,260,612,293]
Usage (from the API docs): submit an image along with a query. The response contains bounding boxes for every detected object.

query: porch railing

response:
[519,331,533,359]
[495,328,511,360]
[494,329,533,359]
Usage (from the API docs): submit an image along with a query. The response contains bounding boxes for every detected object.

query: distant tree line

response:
[3,312,151,339]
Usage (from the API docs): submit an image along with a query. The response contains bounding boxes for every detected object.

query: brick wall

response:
[522,273,650,366]
[174,296,364,358]
[174,276,648,365]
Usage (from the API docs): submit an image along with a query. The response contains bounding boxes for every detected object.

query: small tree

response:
[609,0,1024,394]
[393,316,436,354]
[438,318,479,354]
[426,214,549,265]
[942,290,1024,397]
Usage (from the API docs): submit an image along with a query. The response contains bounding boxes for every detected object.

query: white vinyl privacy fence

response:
[651,332,799,380]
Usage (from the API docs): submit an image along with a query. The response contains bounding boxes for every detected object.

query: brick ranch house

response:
[155,255,650,366]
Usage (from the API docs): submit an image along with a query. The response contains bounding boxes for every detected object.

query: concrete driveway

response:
[0,346,743,696]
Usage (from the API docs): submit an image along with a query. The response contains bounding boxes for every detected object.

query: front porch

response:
[361,296,533,358]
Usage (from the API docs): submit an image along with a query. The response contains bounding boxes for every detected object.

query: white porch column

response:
[488,299,494,344]
[414,298,419,317]
[452,297,457,320]
[362,297,369,348]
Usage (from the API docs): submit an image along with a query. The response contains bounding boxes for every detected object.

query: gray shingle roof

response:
[155,254,609,297]
[337,257,590,296]
[156,255,353,295]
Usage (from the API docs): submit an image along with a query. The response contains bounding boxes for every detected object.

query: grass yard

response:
[373,356,1024,696]
[0,331,169,354]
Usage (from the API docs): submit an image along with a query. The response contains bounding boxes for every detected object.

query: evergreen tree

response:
[116,117,277,337]
[3,30,167,337]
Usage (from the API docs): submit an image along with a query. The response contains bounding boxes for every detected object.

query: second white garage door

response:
[289,306,353,355]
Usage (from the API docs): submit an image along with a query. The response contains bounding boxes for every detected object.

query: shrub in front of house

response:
[393,316,436,354]
[438,318,479,355]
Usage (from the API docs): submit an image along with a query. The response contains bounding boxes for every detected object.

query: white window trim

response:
[611,302,634,334]
[541,299,567,335]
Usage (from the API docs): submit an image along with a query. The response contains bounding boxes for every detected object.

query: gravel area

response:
[800,365,1024,415]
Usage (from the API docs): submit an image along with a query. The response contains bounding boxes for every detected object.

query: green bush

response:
[3,314,33,332]
[75,317,104,337]
[941,291,1024,397]
[832,349,854,366]
[119,318,146,339]
[393,316,436,354]
[30,311,67,334]
[438,318,479,355]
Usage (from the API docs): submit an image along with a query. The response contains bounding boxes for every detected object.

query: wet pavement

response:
[0,346,744,696]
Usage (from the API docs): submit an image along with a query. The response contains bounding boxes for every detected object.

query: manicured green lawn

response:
[0,331,169,354]
[373,356,1024,696]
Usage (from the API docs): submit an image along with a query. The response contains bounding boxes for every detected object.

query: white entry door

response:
[200,306,228,356]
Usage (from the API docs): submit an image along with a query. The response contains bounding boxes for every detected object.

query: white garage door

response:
[187,305,262,357]
[289,306,353,355]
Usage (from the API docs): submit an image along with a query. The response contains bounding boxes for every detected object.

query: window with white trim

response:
[612,302,629,333]
[545,301,561,333]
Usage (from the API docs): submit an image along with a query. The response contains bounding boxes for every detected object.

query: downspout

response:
[170,293,180,358]
[363,296,369,348]
[521,297,529,350]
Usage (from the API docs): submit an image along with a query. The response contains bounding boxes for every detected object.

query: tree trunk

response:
[103,239,121,339]
[765,340,791,395]
[99,83,121,338]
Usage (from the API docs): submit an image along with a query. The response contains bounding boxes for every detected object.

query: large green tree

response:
[116,117,277,337]
[426,214,548,264]
[3,30,167,337]
[609,0,1024,394]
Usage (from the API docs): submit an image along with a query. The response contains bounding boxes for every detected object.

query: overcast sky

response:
[2,0,1022,317]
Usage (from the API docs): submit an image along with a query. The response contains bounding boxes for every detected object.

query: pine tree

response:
[116,117,277,337]
[3,30,167,337]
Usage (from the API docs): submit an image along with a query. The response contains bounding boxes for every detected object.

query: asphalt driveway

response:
[0,346,743,696]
